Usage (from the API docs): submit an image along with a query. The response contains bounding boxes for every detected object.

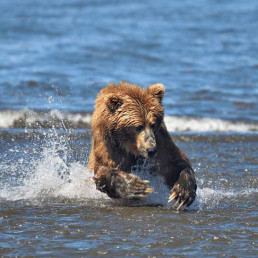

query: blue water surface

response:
[0,0,257,121]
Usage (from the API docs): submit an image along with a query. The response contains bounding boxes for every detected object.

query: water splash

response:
[0,122,257,210]
[0,126,106,203]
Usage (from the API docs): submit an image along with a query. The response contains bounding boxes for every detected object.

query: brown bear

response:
[88,81,197,210]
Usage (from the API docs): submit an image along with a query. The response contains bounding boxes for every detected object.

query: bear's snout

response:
[137,127,157,158]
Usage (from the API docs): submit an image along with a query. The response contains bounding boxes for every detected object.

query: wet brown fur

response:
[88,81,196,204]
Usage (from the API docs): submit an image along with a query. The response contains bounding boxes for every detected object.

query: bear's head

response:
[98,82,165,159]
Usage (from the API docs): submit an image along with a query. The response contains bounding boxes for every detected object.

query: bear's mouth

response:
[146,147,157,158]
[138,148,157,159]
[138,152,148,159]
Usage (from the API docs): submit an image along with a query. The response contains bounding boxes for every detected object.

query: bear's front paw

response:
[168,170,197,210]
[114,173,153,199]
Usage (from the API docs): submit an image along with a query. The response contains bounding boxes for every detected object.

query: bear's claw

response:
[113,173,154,199]
[168,169,197,210]
[127,185,153,199]
[172,199,180,208]
[168,187,196,211]
[176,201,186,211]
[168,191,187,211]
[145,186,153,194]
[168,192,177,202]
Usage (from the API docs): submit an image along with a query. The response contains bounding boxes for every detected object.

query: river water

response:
[0,0,257,257]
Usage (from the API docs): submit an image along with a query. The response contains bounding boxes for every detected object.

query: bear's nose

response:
[147,147,157,158]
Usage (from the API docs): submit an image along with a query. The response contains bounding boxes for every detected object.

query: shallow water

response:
[0,0,258,257]
[0,131,257,256]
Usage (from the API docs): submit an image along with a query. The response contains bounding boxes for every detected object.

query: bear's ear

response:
[146,83,165,102]
[105,94,123,112]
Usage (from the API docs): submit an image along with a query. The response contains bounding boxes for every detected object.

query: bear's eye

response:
[136,125,144,132]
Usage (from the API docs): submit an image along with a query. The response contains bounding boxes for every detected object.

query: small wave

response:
[0,109,92,129]
[164,116,258,132]
[0,109,257,132]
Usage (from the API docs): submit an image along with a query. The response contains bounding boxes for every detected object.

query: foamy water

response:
[1,130,256,212]
[164,116,258,132]
[0,109,257,132]
[0,129,105,203]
